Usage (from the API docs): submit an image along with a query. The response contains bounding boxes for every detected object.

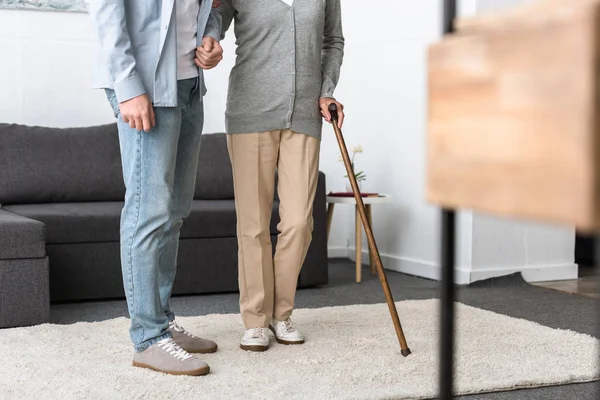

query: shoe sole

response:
[268,326,305,345]
[240,344,269,352]
[132,361,210,376]
[274,337,305,345]
[187,346,218,354]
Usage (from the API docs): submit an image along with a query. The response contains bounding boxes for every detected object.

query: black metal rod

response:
[444,0,457,34]
[440,3,457,399]
[440,209,456,399]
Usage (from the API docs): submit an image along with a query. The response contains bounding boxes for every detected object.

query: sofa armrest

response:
[0,208,46,259]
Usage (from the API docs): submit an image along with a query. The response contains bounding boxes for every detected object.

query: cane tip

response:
[401,348,412,357]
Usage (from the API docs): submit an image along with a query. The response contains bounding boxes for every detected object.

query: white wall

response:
[0,0,576,284]
[469,215,576,282]
[476,0,531,13]
[0,10,112,126]
[325,0,445,280]
[339,0,576,284]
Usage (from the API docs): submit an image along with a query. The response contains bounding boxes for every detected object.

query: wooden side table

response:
[326,194,393,283]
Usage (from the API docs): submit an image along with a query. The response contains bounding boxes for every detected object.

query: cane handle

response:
[328,103,339,121]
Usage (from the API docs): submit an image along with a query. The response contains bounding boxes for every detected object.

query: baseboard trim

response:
[328,246,472,284]
[328,247,579,284]
[380,253,472,285]
[469,263,579,283]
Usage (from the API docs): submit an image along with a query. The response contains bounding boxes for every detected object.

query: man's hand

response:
[195,36,223,70]
[319,97,345,129]
[212,0,221,8]
[119,94,156,132]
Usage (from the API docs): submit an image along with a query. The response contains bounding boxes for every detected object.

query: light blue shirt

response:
[88,0,222,107]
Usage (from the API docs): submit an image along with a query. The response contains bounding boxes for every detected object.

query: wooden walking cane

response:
[328,103,411,357]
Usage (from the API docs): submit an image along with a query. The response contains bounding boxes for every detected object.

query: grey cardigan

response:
[219,0,345,139]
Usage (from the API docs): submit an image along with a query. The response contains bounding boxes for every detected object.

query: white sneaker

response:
[269,318,305,345]
[240,328,269,352]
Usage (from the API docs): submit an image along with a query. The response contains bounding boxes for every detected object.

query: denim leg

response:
[106,90,183,352]
[158,79,204,321]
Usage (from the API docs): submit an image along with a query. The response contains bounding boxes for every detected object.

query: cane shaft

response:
[329,112,410,355]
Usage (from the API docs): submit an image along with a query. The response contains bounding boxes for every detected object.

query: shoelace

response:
[247,328,266,339]
[157,338,193,361]
[280,319,297,333]
[170,321,199,339]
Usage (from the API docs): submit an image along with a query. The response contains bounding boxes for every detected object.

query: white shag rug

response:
[0,300,597,400]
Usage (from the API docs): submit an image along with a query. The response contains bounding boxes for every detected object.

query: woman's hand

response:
[212,0,221,8]
[319,97,344,129]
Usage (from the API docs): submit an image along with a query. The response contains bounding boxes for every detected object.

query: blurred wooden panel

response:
[427,0,600,231]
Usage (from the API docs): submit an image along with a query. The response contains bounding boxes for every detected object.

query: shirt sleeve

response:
[87,0,146,103]
[218,0,236,40]
[204,9,223,41]
[321,0,345,99]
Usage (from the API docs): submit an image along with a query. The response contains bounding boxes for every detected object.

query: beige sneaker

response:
[240,328,269,352]
[169,321,218,354]
[269,318,305,345]
[132,338,210,376]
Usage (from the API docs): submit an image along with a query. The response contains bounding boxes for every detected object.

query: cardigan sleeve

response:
[204,8,223,41]
[218,0,236,40]
[321,0,345,98]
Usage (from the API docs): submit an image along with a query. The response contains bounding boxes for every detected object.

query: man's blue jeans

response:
[106,78,203,352]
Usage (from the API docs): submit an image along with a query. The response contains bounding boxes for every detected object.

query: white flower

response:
[351,145,363,154]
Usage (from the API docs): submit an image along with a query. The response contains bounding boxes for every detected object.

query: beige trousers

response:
[227,130,321,328]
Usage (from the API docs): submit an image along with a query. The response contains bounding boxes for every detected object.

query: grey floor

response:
[52,259,599,399]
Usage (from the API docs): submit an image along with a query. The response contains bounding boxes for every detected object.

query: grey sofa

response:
[0,123,328,328]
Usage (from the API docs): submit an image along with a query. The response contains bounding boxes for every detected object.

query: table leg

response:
[355,205,362,283]
[326,203,335,242]
[366,204,376,275]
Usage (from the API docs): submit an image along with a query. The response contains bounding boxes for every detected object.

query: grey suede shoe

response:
[169,321,218,354]
[132,338,210,376]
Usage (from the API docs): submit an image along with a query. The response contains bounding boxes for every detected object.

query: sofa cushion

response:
[4,201,281,244]
[0,209,46,259]
[3,203,122,244]
[194,133,235,200]
[0,123,125,204]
